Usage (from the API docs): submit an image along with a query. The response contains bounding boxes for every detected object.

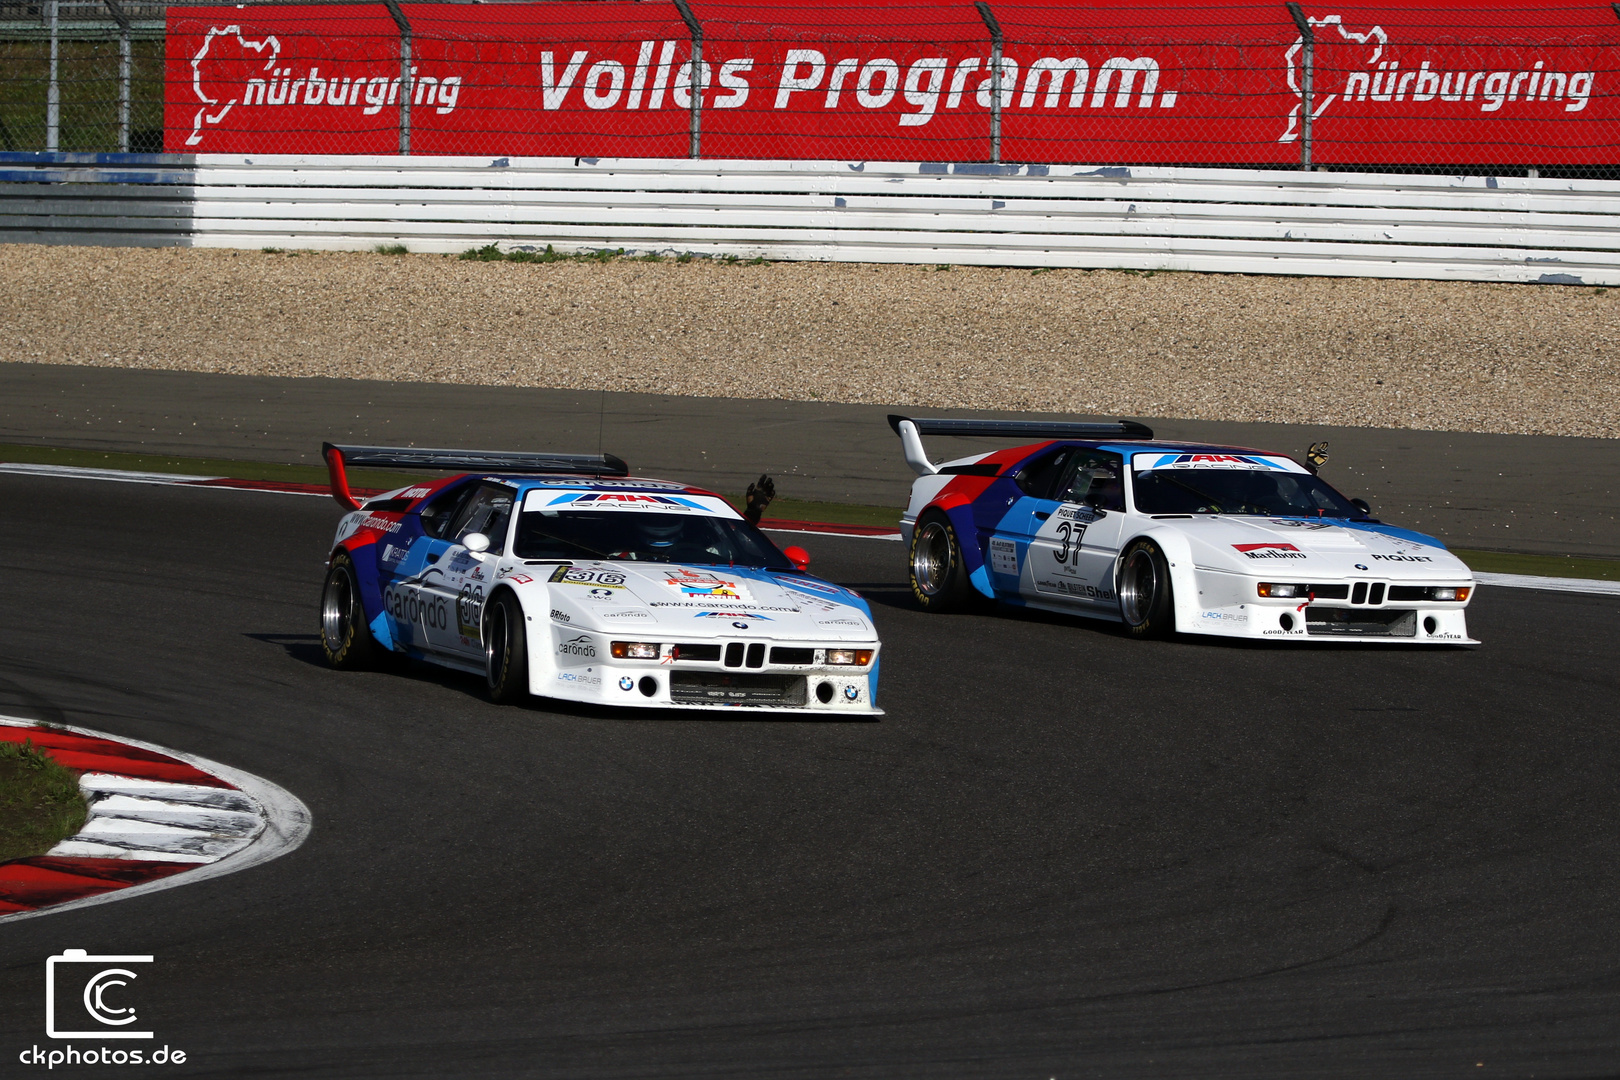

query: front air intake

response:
[670,673,808,706]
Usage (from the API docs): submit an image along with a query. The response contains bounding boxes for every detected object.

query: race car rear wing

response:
[886,415,1155,477]
[322,442,630,511]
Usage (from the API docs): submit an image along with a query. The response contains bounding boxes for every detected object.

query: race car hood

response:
[1176,517,1473,578]
[524,561,879,640]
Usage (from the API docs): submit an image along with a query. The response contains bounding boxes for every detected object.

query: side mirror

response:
[1349,498,1371,515]
[463,532,491,554]
[783,545,811,572]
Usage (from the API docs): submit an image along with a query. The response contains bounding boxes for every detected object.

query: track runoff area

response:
[0,434,1618,1074]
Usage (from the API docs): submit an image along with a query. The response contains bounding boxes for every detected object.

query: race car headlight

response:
[1433,586,1471,602]
[610,641,661,659]
[825,649,874,666]
[1257,583,1302,599]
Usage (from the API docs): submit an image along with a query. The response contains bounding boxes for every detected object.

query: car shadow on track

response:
[246,632,328,667]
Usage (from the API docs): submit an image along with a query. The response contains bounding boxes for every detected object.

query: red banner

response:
[1293,2,1620,166]
[166,1,1620,167]
[166,5,401,154]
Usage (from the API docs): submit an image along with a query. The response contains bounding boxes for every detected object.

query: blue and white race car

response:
[318,445,881,712]
[893,417,1477,644]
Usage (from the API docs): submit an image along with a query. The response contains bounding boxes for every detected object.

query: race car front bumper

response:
[1187,569,1478,644]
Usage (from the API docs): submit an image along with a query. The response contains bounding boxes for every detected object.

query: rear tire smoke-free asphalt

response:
[320,551,378,669]
[909,509,975,613]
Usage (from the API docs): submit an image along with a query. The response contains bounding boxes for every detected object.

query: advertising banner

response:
[167,5,402,154]
[1290,2,1619,166]
[166,1,1620,167]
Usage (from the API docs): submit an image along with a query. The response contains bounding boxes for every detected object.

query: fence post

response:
[672,0,702,158]
[47,0,60,152]
[104,0,131,152]
[975,1,1002,163]
[1286,2,1313,169]
[383,0,412,155]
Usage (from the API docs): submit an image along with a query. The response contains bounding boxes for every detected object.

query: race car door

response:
[986,446,1075,596]
[381,480,477,652]
[416,481,514,657]
[1027,450,1126,609]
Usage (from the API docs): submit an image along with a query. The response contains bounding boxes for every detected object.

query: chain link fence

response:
[2,0,1617,177]
[0,0,165,151]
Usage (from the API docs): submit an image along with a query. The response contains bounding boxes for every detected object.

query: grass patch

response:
[0,38,165,154]
[0,443,429,494]
[374,244,409,256]
[0,739,88,863]
[11,443,1620,564]
[721,495,898,529]
[459,243,634,264]
[1453,549,1620,581]
[0,443,898,524]
[2,441,899,526]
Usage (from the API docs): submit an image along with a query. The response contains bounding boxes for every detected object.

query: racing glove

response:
[1305,441,1330,474]
[744,474,776,525]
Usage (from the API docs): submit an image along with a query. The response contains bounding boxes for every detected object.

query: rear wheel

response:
[483,591,530,704]
[1117,539,1175,638]
[909,509,974,613]
[320,551,378,669]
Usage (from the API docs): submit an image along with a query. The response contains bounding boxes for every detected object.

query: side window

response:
[419,482,476,540]
[1056,451,1126,511]
[446,484,516,553]
[1014,449,1072,500]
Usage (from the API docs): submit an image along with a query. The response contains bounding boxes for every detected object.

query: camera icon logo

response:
[45,950,155,1039]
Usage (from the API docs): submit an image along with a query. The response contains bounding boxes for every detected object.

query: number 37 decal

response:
[1055,521,1087,566]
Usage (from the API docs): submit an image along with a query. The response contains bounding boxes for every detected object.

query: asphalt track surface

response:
[2,473,1619,1077]
[3,363,1618,558]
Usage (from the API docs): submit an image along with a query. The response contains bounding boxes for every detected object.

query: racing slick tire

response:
[483,590,530,705]
[909,509,976,613]
[1117,538,1175,639]
[320,550,379,669]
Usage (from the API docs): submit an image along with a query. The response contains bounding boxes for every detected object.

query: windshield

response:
[1133,468,1366,518]
[513,510,794,568]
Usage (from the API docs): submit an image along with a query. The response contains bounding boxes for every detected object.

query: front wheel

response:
[909,509,975,613]
[1117,539,1175,639]
[320,551,378,669]
[483,591,530,704]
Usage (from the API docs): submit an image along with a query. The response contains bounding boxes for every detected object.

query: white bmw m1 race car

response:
[892,417,1478,644]
[317,445,882,712]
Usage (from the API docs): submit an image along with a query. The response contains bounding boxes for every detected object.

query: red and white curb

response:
[0,717,311,924]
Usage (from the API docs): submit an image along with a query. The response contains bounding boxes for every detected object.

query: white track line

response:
[0,715,312,924]
[0,462,225,484]
[5,461,1616,593]
[0,462,329,497]
[1473,571,1620,597]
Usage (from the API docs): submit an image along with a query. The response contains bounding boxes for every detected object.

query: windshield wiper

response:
[1150,472,1229,513]
[517,526,617,561]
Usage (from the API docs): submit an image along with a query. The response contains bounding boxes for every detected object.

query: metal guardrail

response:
[3,154,1617,285]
